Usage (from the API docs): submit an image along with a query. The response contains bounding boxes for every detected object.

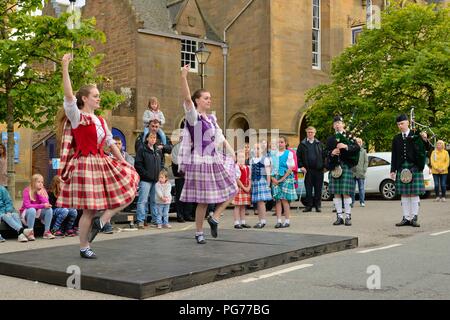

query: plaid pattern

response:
[271,174,297,201]
[232,189,251,205]
[396,162,425,195]
[57,118,139,210]
[251,179,272,202]
[180,154,238,203]
[329,164,355,195]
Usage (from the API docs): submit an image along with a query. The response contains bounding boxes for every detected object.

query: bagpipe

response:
[409,107,435,170]
[328,116,364,178]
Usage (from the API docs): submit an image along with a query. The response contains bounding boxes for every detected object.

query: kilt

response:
[232,188,251,205]
[180,154,238,204]
[57,154,139,210]
[329,164,355,195]
[251,179,272,202]
[395,162,425,195]
[271,174,297,201]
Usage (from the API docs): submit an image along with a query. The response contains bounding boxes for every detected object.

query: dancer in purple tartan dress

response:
[179,65,238,244]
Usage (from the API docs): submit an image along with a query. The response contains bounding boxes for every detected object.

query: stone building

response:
[24,0,442,194]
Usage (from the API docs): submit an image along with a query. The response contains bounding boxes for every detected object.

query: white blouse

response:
[64,97,115,146]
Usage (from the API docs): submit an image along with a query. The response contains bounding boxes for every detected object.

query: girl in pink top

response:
[20,174,55,240]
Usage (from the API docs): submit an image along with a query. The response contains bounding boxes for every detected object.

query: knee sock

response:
[401,197,411,220]
[411,196,420,217]
[333,198,343,218]
[344,197,352,218]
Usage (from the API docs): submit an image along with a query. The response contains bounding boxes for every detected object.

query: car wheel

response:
[322,182,331,201]
[380,179,397,200]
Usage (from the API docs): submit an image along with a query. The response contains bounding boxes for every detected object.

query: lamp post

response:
[195,42,211,89]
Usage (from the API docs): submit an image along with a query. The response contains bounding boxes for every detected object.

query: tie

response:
[403,133,407,140]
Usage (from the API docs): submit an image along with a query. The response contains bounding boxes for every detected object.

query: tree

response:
[0,0,124,198]
[305,1,449,151]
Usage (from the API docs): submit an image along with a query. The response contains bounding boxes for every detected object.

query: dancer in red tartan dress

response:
[57,54,139,259]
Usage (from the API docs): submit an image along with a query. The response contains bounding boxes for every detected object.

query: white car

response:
[322,152,434,200]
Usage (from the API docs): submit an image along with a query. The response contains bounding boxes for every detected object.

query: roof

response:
[129,0,173,32]
[131,0,221,41]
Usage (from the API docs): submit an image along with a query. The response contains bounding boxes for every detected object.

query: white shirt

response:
[64,97,115,146]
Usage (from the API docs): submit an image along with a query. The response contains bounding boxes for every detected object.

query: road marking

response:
[430,230,450,236]
[357,244,403,254]
[241,264,313,283]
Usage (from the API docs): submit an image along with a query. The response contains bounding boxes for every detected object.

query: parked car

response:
[321,152,434,200]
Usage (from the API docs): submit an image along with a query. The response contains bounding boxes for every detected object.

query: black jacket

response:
[326,133,360,169]
[297,138,325,170]
[134,144,162,182]
[135,132,172,168]
[390,131,432,172]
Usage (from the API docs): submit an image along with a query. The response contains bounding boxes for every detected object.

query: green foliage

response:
[0,0,124,130]
[306,1,449,150]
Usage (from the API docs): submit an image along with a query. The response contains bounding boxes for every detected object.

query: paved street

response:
[0,198,449,300]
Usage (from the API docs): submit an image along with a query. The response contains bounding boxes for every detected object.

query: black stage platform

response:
[0,230,357,299]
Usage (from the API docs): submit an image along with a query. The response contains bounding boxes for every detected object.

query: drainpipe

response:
[222,0,255,130]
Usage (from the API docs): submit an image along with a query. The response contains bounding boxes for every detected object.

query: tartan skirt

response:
[396,162,425,195]
[329,164,355,195]
[251,179,272,202]
[57,154,139,210]
[180,154,238,204]
[232,188,251,205]
[271,174,297,201]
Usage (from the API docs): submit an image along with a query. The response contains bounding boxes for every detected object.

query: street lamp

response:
[195,42,211,89]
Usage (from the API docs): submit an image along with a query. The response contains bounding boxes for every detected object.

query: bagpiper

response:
[326,116,360,226]
[390,114,431,227]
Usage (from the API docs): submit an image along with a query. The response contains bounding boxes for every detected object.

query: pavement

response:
[0,197,449,300]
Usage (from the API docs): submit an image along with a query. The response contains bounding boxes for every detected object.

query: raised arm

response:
[181,64,193,110]
[62,54,75,102]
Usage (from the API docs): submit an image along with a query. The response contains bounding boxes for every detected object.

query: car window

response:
[369,156,390,167]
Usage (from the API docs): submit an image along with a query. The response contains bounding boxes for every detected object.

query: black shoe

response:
[281,222,290,228]
[253,222,265,229]
[88,217,104,243]
[303,207,312,212]
[177,217,186,223]
[207,216,219,238]
[274,222,283,228]
[333,217,344,225]
[102,222,114,234]
[315,207,322,212]
[241,224,252,228]
[234,224,243,229]
[411,216,420,227]
[395,217,410,227]
[80,248,97,259]
[195,234,206,244]
[332,209,337,213]
[344,218,352,226]
[185,216,195,222]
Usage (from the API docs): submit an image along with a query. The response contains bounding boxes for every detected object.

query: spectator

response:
[0,143,7,188]
[430,140,449,202]
[48,175,78,237]
[297,126,325,212]
[112,136,134,166]
[19,174,55,239]
[142,97,167,145]
[352,138,369,207]
[135,120,172,169]
[155,169,172,229]
[134,132,162,228]
[0,185,33,242]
